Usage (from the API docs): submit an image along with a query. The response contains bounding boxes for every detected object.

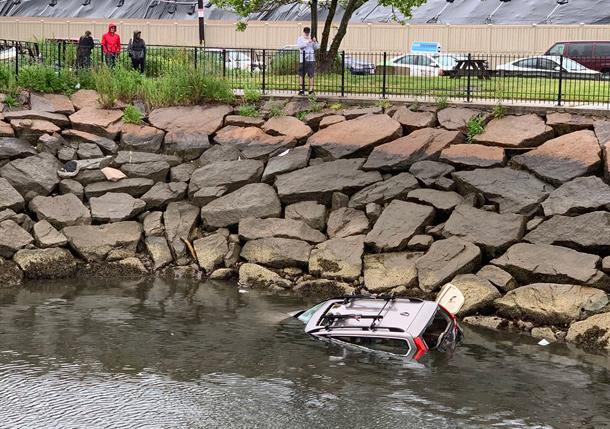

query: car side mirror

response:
[433,64,440,68]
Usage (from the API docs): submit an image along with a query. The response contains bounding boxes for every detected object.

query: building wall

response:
[1,17,609,54]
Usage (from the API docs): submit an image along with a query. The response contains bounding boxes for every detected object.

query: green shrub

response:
[435,96,449,110]
[243,85,262,104]
[375,99,392,111]
[329,102,343,111]
[201,76,234,104]
[466,115,486,143]
[493,103,507,119]
[112,67,143,103]
[17,65,76,94]
[93,66,118,109]
[237,104,259,117]
[3,94,18,108]
[123,105,143,125]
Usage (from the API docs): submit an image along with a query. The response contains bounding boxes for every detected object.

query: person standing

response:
[76,30,94,69]
[296,27,319,95]
[101,23,121,67]
[128,30,146,73]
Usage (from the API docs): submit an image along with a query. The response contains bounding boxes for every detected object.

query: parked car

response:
[206,48,261,72]
[292,284,464,360]
[496,55,601,79]
[545,41,610,75]
[344,55,376,75]
[383,53,462,76]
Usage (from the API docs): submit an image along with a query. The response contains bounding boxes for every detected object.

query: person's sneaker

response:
[298,90,305,96]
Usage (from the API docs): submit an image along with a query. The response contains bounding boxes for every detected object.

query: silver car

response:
[294,284,464,360]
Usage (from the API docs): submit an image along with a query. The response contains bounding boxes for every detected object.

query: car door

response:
[536,57,561,78]
[593,42,610,74]
[566,42,594,69]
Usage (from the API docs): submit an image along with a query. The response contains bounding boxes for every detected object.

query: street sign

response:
[411,41,440,54]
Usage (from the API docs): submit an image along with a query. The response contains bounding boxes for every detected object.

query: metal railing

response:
[1,39,610,107]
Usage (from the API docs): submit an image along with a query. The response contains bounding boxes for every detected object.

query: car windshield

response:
[562,58,587,71]
[297,302,326,324]
[434,55,457,68]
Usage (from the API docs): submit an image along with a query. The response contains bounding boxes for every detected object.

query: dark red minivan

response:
[545,41,610,75]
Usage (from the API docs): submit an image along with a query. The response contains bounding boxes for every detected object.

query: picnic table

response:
[450,58,491,80]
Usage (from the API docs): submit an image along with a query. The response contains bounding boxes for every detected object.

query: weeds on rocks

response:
[17,65,77,94]
[466,115,486,143]
[3,94,18,108]
[493,103,507,119]
[267,101,284,117]
[329,102,343,111]
[243,85,262,104]
[375,99,392,111]
[237,104,260,117]
[435,96,449,110]
[123,105,144,125]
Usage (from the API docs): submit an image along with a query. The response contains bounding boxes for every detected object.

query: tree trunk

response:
[318,0,360,72]
[310,0,318,38]
[320,0,337,54]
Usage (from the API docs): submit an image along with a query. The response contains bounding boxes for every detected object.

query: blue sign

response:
[411,41,440,54]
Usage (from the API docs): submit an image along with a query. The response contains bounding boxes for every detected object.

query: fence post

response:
[262,49,266,95]
[381,51,387,98]
[194,47,198,70]
[341,51,345,97]
[15,44,19,76]
[57,41,62,70]
[466,52,472,103]
[301,49,306,94]
[557,54,564,106]
[222,49,226,77]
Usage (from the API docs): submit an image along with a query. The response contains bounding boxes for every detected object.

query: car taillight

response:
[413,336,428,361]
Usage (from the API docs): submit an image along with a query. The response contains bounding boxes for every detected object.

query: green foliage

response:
[123,105,143,125]
[307,94,323,113]
[237,104,260,117]
[93,66,118,109]
[492,103,507,119]
[17,65,76,94]
[329,102,343,111]
[0,67,18,94]
[235,21,248,32]
[296,111,308,121]
[466,115,486,143]
[267,100,284,117]
[243,85,262,104]
[3,94,18,108]
[375,99,392,111]
[435,96,449,110]
[268,51,299,76]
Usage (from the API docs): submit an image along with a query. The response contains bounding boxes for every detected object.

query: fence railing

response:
[1,39,610,107]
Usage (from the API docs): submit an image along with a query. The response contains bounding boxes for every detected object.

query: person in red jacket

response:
[101,23,121,67]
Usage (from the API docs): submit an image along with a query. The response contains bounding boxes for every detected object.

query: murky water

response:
[0,278,609,429]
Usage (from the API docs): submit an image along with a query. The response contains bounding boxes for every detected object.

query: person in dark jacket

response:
[128,30,146,73]
[76,30,94,69]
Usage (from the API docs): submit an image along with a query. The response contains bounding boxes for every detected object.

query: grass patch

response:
[243,85,262,104]
[16,65,77,94]
[435,96,449,110]
[123,105,144,125]
[237,104,260,117]
[466,115,486,143]
[492,103,507,119]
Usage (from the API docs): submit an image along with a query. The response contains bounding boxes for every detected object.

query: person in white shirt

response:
[296,27,320,95]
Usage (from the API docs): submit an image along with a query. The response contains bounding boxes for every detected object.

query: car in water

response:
[383,53,463,77]
[293,284,464,360]
[496,55,601,80]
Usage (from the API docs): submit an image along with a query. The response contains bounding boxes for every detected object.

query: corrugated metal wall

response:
[1,18,609,54]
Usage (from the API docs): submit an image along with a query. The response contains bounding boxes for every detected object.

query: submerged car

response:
[293,284,464,360]
[496,55,601,80]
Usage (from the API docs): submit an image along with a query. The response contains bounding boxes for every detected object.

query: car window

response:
[417,55,433,67]
[336,337,410,355]
[568,43,594,58]
[548,43,565,55]
[514,58,538,69]
[594,43,610,57]
[395,55,415,65]
[562,58,587,71]
[537,58,559,71]
[435,55,457,68]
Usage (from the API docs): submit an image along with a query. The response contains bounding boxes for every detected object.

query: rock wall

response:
[2,92,610,353]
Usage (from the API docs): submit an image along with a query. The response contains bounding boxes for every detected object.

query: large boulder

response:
[293,279,356,298]
[262,146,311,182]
[363,128,464,171]
[341,106,381,120]
[0,153,62,200]
[29,194,91,228]
[239,217,326,243]
[170,163,197,182]
[0,137,37,160]
[214,126,295,160]
[69,108,123,139]
[0,178,25,212]
[0,257,23,288]
[198,144,240,166]
[546,112,595,135]
[262,116,313,141]
[32,219,68,248]
[275,158,382,204]
[365,200,435,252]
[193,231,228,273]
[450,274,501,316]
[284,201,327,231]
[416,237,482,292]
[113,151,181,167]
[453,167,554,215]
[327,207,369,238]
[0,220,33,257]
[524,211,610,253]
[307,114,402,159]
[225,115,265,128]
[241,237,312,268]
[163,131,210,161]
[407,189,464,215]
[148,105,231,134]
[495,283,608,325]
[70,89,100,110]
[566,312,610,352]
[141,182,188,209]
[90,193,146,222]
[594,121,610,181]
[200,183,281,228]
[439,144,506,169]
[437,107,484,131]
[11,119,60,142]
[191,186,228,206]
[492,243,610,289]
[59,179,84,200]
[473,114,553,148]
[510,130,601,186]
[164,201,199,265]
[238,263,292,289]
[348,172,419,209]
[442,205,526,257]
[309,235,365,281]
[145,236,173,270]
[13,248,77,279]
[3,110,69,128]
[84,178,154,199]
[62,221,142,262]
[120,123,165,153]
[477,265,517,292]
[409,160,455,186]
[30,93,75,115]
[121,161,170,182]
[363,252,421,292]
[393,107,437,132]
[0,121,14,137]
[541,176,610,217]
[188,159,264,198]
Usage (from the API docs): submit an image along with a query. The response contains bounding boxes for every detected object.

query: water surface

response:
[0,278,609,429]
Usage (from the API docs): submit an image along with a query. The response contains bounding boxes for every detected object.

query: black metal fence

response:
[1,38,610,107]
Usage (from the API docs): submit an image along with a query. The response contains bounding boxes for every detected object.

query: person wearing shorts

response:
[296,27,320,95]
